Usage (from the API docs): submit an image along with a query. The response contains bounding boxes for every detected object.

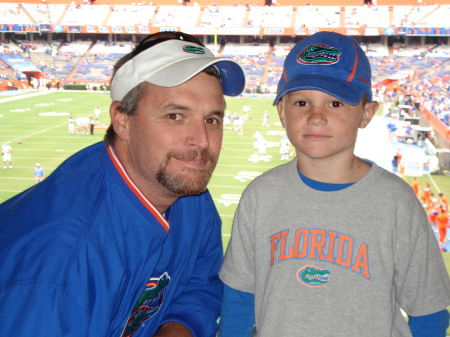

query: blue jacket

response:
[0,142,223,336]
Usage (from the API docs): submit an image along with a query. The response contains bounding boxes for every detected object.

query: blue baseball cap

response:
[274,31,372,106]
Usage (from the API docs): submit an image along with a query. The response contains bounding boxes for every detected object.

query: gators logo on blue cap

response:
[182,45,205,54]
[297,44,341,65]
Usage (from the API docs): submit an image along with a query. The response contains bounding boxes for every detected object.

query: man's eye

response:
[205,117,220,125]
[295,101,307,106]
[167,113,181,120]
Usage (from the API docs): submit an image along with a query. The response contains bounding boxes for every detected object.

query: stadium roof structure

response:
[3,1,450,37]
[16,0,450,6]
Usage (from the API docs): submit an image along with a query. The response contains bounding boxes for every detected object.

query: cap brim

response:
[273,74,371,106]
[110,40,246,101]
[146,57,245,97]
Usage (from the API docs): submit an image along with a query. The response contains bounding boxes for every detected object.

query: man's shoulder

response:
[3,143,107,207]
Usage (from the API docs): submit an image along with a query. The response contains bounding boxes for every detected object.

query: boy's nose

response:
[307,109,327,126]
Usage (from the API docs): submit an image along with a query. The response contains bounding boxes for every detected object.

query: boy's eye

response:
[331,101,343,108]
[295,101,307,106]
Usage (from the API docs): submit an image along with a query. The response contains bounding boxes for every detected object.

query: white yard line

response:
[0,90,55,103]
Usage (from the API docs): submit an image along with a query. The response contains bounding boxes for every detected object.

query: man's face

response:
[123,72,225,199]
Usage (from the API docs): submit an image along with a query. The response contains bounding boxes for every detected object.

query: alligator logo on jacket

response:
[121,272,170,337]
[297,265,330,287]
[297,44,341,65]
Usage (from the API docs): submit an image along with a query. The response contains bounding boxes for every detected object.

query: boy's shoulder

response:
[248,158,414,195]
[247,159,296,190]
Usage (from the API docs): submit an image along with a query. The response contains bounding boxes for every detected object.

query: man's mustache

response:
[170,150,216,163]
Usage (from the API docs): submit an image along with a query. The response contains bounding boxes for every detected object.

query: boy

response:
[218,32,450,336]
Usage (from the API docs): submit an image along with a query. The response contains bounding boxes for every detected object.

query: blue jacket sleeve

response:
[218,284,255,337]
[408,309,449,337]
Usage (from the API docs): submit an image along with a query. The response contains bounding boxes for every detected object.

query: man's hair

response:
[104,32,221,146]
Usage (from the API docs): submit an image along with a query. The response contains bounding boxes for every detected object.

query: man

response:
[439,192,449,212]
[0,32,245,337]
[68,116,75,134]
[253,131,262,155]
[89,117,95,135]
[33,162,45,183]
[279,135,291,160]
[94,106,101,122]
[262,110,269,127]
[76,114,83,134]
[2,142,12,169]
[82,115,89,135]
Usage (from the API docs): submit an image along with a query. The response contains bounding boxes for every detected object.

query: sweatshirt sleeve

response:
[218,284,255,337]
[408,309,449,337]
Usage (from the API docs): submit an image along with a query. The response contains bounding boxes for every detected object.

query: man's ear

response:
[360,101,378,129]
[110,101,130,141]
[276,99,286,129]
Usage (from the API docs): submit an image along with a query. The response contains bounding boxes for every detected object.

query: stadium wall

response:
[18,0,450,6]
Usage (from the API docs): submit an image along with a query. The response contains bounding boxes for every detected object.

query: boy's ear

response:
[110,101,130,141]
[276,99,286,128]
[360,101,378,129]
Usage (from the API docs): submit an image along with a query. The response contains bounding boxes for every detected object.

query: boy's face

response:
[277,89,378,163]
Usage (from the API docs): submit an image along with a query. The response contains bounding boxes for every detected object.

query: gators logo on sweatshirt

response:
[297,265,330,287]
[121,272,170,337]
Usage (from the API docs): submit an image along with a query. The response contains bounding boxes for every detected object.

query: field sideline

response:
[1,90,449,332]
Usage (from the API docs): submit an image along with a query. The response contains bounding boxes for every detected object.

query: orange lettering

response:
[325,230,337,263]
[279,230,293,261]
[335,233,353,267]
[269,232,281,266]
[308,229,326,260]
[352,243,371,279]
[294,228,309,259]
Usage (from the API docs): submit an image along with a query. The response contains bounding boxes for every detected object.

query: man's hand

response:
[153,322,193,337]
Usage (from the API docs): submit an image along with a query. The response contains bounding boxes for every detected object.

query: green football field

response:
[0,90,288,250]
[1,90,449,331]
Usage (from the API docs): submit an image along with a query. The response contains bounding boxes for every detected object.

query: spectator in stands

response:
[0,31,245,337]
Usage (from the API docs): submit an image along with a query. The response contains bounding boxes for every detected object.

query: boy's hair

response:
[361,94,369,106]
[274,31,372,106]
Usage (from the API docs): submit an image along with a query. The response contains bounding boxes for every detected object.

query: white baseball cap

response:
[36,163,40,166]
[110,39,246,102]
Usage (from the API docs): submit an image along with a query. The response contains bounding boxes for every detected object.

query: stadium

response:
[1,0,450,334]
